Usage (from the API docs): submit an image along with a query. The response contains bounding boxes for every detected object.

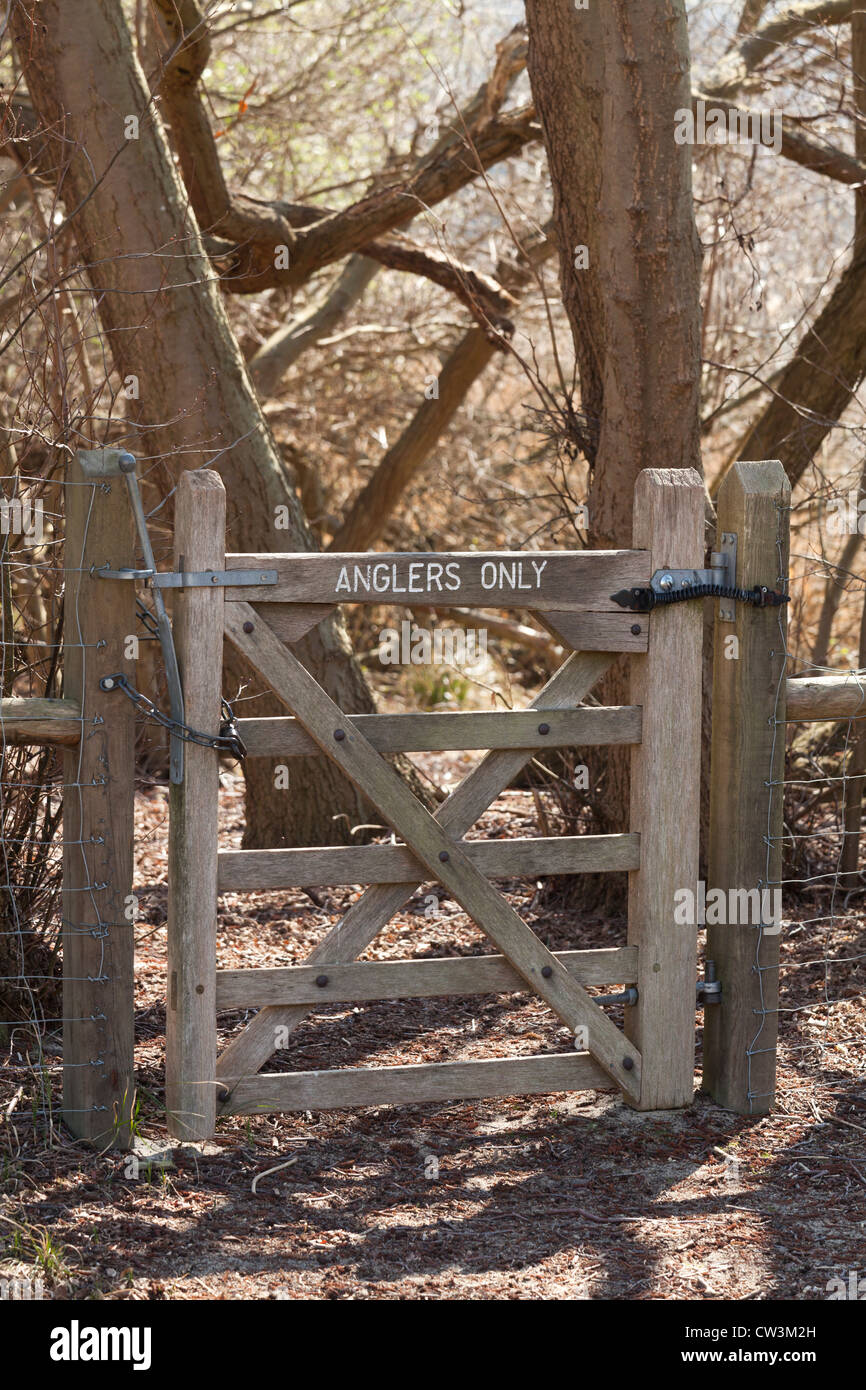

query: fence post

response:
[63,453,136,1148]
[626,468,704,1109]
[166,470,225,1142]
[703,460,790,1115]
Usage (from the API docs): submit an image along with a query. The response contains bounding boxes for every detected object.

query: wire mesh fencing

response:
[769,532,866,1125]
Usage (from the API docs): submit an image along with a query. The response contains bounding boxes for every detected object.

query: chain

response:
[99,672,246,760]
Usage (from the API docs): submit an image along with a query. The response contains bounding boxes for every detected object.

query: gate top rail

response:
[223,549,650,610]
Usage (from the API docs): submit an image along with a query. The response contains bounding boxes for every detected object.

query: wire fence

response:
[760,499,866,1119]
[0,469,127,1134]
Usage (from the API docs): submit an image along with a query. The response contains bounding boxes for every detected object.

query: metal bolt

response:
[242,620,254,634]
[537,722,550,736]
[315,974,329,988]
[630,624,641,636]
[659,573,674,591]
[210,573,219,584]
[622,1056,635,1071]
[260,573,270,582]
[439,850,450,863]
[541,965,553,979]
[101,677,115,690]
[196,984,204,995]
[334,728,346,741]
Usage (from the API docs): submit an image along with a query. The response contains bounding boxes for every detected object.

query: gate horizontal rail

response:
[237,705,642,756]
[218,833,641,892]
[216,946,639,1010]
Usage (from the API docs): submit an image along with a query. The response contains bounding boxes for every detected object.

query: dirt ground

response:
[2,756,865,1302]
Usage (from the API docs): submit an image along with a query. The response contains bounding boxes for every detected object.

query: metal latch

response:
[95,566,277,588]
[79,449,183,781]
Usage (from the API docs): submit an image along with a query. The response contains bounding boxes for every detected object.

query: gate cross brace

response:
[220,603,641,1102]
[216,642,614,1086]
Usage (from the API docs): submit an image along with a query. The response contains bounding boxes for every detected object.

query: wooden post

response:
[626,468,704,1109]
[166,470,225,1141]
[63,455,136,1147]
[703,460,790,1115]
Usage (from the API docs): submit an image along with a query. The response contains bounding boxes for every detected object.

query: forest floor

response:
[2,752,865,1302]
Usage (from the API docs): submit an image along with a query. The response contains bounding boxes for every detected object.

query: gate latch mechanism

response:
[78,447,264,783]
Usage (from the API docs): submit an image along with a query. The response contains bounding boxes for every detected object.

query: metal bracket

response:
[697,960,722,1006]
[716,532,738,622]
[96,566,277,589]
[651,541,735,604]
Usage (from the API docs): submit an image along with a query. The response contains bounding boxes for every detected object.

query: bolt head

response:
[537,722,550,736]
[315,974,329,988]
[242,620,254,634]
[630,624,641,636]
[622,1056,635,1071]
[438,850,450,863]
[659,573,674,591]
[541,965,553,979]
[334,728,346,741]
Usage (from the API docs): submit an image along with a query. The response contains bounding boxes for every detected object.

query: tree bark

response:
[526,0,703,837]
[11,0,378,846]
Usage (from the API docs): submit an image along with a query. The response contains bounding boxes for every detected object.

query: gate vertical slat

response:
[166,470,226,1141]
[626,468,705,1109]
[703,460,790,1115]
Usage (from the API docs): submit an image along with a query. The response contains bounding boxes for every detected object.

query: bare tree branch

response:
[692,91,866,187]
[737,1,771,37]
[330,228,555,553]
[703,0,858,100]
[151,0,539,299]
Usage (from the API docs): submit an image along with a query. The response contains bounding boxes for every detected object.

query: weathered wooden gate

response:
[165,466,705,1142]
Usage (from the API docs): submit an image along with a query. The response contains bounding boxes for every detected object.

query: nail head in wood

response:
[242,620,254,634]
[315,974,329,988]
[334,728,346,741]
[537,722,550,736]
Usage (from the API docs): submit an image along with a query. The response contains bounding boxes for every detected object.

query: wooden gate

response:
[165,467,704,1141]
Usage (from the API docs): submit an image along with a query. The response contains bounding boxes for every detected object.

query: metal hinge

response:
[697,961,722,1006]
[612,533,787,617]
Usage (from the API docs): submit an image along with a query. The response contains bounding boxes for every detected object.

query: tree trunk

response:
[526,0,703,838]
[11,0,379,846]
